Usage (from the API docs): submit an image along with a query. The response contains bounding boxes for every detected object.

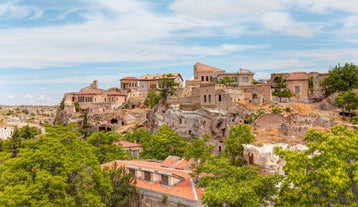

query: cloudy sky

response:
[0,0,357,105]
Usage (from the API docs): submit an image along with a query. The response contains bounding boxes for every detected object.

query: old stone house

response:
[113,140,142,158]
[101,156,202,207]
[269,72,327,103]
[139,73,183,95]
[63,80,126,114]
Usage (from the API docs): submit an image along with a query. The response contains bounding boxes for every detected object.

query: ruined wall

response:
[254,113,335,138]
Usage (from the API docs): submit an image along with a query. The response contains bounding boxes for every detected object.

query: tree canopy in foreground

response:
[275,125,358,206]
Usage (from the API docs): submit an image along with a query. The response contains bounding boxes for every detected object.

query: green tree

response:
[140,124,186,160]
[157,74,179,99]
[103,163,137,207]
[144,91,161,108]
[80,111,93,138]
[196,157,281,207]
[217,76,235,86]
[87,131,130,164]
[123,128,152,144]
[184,134,214,163]
[3,125,40,158]
[333,90,358,120]
[275,125,358,206]
[320,63,358,95]
[272,76,295,102]
[0,124,112,206]
[224,123,255,166]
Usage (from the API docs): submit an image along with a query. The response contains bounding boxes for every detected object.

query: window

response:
[206,76,209,81]
[161,175,169,185]
[144,171,151,181]
[201,76,204,81]
[295,86,300,94]
[208,95,211,103]
[179,118,182,124]
[204,95,207,103]
[242,77,248,83]
[218,95,222,102]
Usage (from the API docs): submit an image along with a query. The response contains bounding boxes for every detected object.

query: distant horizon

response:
[1,0,357,105]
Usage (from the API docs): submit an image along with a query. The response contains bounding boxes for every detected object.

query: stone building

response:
[113,140,142,158]
[120,76,139,91]
[63,80,127,114]
[101,156,202,207]
[139,73,183,95]
[269,72,327,103]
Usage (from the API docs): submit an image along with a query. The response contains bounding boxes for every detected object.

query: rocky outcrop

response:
[148,103,250,151]
[243,143,308,174]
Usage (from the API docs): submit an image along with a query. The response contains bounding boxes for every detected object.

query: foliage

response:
[87,131,130,164]
[196,157,281,207]
[217,76,235,86]
[157,74,179,99]
[80,111,93,138]
[274,125,358,206]
[246,109,265,124]
[0,124,112,206]
[320,63,358,95]
[252,79,261,85]
[272,76,295,102]
[161,194,168,204]
[144,91,161,108]
[3,125,40,158]
[123,128,152,144]
[59,97,65,110]
[74,101,80,112]
[183,134,214,163]
[353,109,358,124]
[270,104,283,114]
[333,90,358,116]
[140,124,186,160]
[102,163,137,207]
[307,76,314,94]
[224,123,255,166]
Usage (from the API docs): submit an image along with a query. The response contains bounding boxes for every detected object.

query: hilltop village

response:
[57,62,335,145]
[2,62,357,207]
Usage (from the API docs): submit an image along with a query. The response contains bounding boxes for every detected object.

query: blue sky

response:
[0,0,357,105]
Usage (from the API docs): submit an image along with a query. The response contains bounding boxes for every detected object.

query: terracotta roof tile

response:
[107,91,126,96]
[194,62,225,73]
[120,76,139,80]
[100,159,203,201]
[161,156,180,168]
[174,159,194,170]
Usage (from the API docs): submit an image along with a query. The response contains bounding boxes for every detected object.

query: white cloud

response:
[7,95,15,99]
[0,2,42,19]
[25,94,33,100]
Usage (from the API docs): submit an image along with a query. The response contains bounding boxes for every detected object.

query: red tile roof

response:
[120,76,139,80]
[107,91,126,96]
[160,156,180,168]
[101,159,203,201]
[194,62,225,73]
[174,159,193,170]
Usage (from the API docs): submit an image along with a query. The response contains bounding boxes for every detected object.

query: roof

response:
[120,76,139,81]
[194,62,225,73]
[113,140,141,148]
[139,73,181,81]
[107,91,126,96]
[101,158,202,201]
